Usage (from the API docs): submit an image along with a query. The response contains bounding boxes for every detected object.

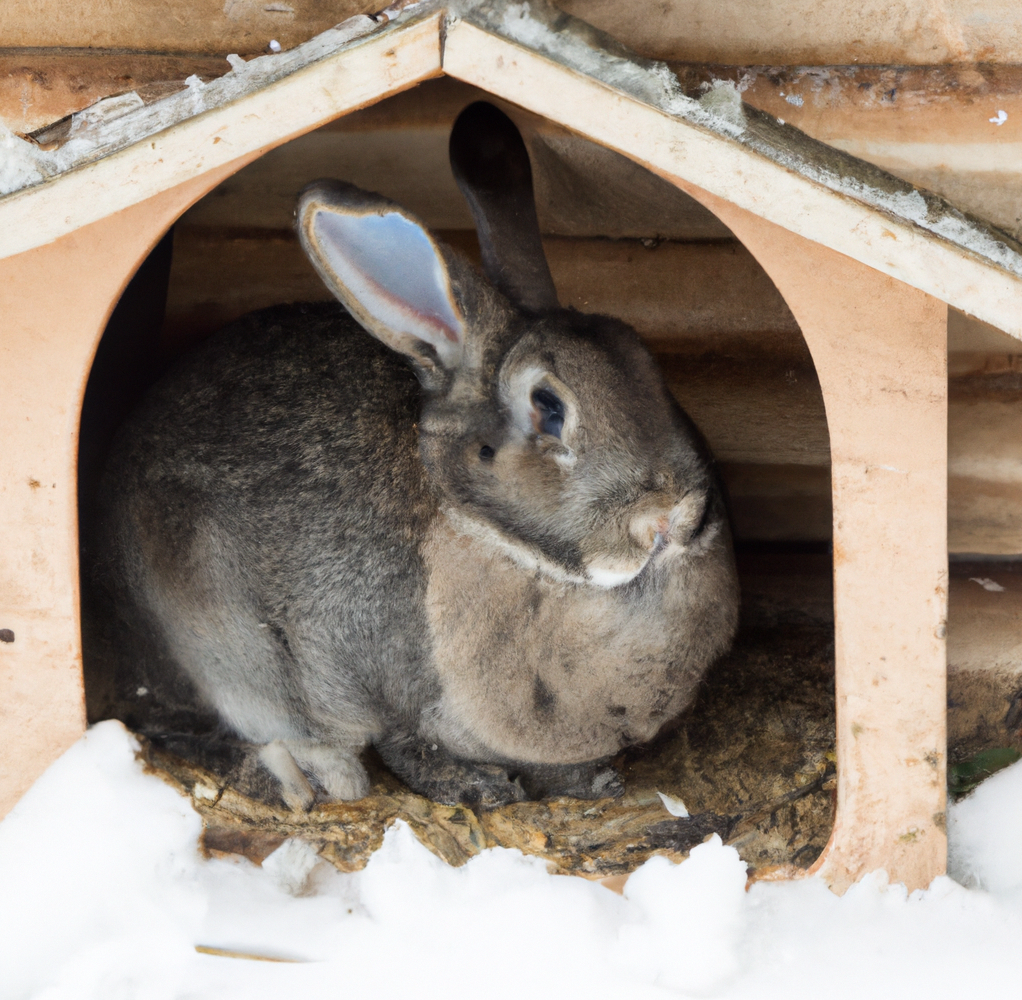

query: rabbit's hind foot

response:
[378,735,527,808]
[514,760,625,800]
[258,739,369,811]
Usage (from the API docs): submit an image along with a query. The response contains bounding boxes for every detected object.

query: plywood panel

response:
[0,0,377,54]
[5,0,1022,65]
[559,0,1022,66]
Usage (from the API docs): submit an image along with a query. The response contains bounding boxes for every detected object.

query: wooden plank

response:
[949,309,1022,357]
[5,0,1022,66]
[0,10,444,260]
[164,228,798,343]
[720,463,832,543]
[0,53,232,135]
[0,0,378,54]
[658,351,829,466]
[947,568,1022,752]
[558,0,1022,66]
[678,64,1022,238]
[949,369,1022,553]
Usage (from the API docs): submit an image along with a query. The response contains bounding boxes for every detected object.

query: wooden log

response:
[4,0,1022,67]
[0,0,377,54]
[0,53,231,135]
[558,1,1022,66]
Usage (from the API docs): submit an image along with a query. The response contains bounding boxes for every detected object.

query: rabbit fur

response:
[83,102,739,809]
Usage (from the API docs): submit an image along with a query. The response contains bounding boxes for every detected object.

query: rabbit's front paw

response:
[259,739,369,810]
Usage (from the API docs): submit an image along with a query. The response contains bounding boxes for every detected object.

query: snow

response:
[970,577,1006,592]
[0,123,45,196]
[656,790,690,818]
[3,720,1022,999]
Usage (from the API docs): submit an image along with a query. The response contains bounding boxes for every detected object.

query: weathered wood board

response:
[4,1,1022,66]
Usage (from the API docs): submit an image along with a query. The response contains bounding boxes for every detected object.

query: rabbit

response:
[83,101,739,810]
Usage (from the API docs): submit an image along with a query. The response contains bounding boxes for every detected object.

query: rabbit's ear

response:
[449,101,559,313]
[297,181,466,372]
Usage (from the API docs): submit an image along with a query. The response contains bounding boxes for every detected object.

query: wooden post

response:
[0,163,255,817]
[685,191,949,892]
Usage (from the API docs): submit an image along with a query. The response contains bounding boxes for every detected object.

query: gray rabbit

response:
[84,102,739,809]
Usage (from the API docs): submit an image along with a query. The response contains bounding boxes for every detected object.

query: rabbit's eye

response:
[479,445,495,461]
[531,387,565,438]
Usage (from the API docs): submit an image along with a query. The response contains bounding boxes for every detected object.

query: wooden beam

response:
[0,9,443,260]
[0,0,378,54]
[557,0,1022,66]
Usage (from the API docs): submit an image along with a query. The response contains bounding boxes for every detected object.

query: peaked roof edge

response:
[0,4,443,261]
[1,0,1020,337]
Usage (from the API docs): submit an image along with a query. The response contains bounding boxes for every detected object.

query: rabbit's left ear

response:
[449,101,558,313]
[297,180,465,372]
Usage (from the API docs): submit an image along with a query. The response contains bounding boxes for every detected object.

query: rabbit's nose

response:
[629,509,672,553]
[630,489,709,552]
[669,490,710,544]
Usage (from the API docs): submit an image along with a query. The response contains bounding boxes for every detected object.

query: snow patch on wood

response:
[0,124,45,195]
